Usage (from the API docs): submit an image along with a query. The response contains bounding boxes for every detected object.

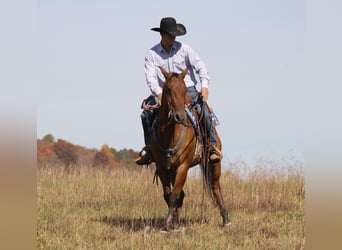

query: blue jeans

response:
[140,96,159,145]
[186,86,217,146]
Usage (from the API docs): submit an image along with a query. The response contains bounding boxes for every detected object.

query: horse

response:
[150,67,230,231]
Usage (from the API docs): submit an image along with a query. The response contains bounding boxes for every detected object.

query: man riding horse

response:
[136,17,222,165]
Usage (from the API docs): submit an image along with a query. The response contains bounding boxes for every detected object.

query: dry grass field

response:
[37,163,304,249]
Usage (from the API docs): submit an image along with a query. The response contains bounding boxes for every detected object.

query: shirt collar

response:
[158,41,179,53]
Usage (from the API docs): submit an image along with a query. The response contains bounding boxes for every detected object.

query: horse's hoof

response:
[160,225,171,233]
[160,228,182,234]
[222,217,231,227]
[224,221,232,227]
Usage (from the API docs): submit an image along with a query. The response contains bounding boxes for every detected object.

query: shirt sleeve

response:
[185,45,210,88]
[144,50,162,95]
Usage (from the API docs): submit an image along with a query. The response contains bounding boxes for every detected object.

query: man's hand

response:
[201,87,208,101]
[141,96,159,111]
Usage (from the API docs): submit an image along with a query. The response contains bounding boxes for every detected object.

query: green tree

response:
[42,134,56,143]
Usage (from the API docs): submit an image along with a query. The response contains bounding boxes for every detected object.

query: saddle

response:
[185,102,221,164]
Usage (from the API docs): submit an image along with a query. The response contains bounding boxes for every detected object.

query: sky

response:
[34,0,306,165]
[19,0,339,166]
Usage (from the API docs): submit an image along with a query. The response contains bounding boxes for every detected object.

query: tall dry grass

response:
[37,162,304,249]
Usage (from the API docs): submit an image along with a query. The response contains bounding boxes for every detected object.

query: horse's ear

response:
[160,67,171,80]
[180,67,189,80]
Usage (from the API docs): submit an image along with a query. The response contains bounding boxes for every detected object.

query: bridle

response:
[152,73,195,169]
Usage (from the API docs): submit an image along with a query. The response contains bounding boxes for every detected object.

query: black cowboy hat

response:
[151,17,186,36]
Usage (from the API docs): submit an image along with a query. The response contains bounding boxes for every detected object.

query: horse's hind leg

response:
[211,162,231,226]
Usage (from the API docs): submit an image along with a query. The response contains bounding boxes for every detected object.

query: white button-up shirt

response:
[144,41,210,96]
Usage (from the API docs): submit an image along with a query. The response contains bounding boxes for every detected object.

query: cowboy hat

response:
[151,17,186,36]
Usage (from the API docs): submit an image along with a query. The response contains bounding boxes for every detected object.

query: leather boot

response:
[135,147,152,165]
[209,145,222,163]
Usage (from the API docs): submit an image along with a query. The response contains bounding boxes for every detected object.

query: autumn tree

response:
[37,139,55,168]
[93,144,117,168]
[53,139,78,167]
[93,151,109,167]
[76,147,97,166]
[114,148,139,161]
[101,144,115,161]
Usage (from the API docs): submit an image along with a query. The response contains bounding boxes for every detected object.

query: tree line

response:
[37,134,140,169]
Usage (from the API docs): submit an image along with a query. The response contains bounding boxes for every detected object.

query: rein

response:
[152,123,187,170]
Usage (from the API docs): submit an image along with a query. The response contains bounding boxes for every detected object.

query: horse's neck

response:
[157,109,184,147]
[158,105,170,124]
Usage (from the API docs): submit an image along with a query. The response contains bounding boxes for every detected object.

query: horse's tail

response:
[200,158,219,207]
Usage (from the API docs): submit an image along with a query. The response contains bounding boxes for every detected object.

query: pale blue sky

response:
[34,0,309,165]
[0,0,340,166]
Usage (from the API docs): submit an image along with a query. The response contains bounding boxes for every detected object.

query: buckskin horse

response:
[150,67,230,231]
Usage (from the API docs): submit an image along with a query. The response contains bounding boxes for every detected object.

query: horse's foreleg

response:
[166,166,188,230]
[156,167,172,216]
[166,193,178,228]
[211,162,231,226]
[163,186,172,207]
